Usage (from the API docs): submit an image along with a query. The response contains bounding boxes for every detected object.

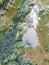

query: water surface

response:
[22,3,40,48]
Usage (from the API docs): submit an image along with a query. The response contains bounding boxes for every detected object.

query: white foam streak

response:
[28,5,39,28]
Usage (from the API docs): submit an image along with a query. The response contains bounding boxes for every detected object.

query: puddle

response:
[22,4,41,48]
[22,28,40,48]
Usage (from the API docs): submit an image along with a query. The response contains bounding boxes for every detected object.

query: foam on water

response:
[28,5,39,28]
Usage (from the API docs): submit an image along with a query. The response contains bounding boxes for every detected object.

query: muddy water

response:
[22,0,49,65]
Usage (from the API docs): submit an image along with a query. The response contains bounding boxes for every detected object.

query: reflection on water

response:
[22,3,40,48]
[22,28,40,48]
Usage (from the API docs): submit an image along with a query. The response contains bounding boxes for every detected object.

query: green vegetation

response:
[0,0,9,9]
[13,0,23,10]
[44,58,49,63]
[38,7,49,47]
[0,0,49,65]
[0,0,3,4]
[0,0,37,65]
[0,35,6,42]
[44,44,49,52]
